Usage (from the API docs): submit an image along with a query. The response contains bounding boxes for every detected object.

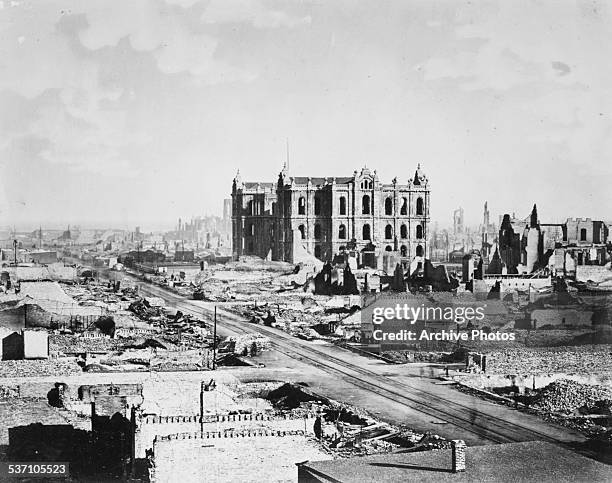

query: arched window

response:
[271,202,276,215]
[385,245,392,252]
[580,228,587,241]
[416,224,424,239]
[362,195,371,215]
[247,200,254,215]
[339,196,346,215]
[385,197,392,215]
[298,197,306,215]
[400,224,407,239]
[314,195,321,215]
[400,197,408,215]
[416,244,424,257]
[400,245,407,257]
[385,224,393,240]
[416,197,424,215]
[314,246,322,258]
[314,223,322,240]
[362,224,371,240]
[298,224,305,239]
[339,224,346,239]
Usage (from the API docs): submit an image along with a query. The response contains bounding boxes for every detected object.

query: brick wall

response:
[136,413,317,457]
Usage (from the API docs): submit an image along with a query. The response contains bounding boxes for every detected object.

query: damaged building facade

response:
[486,204,610,277]
[232,165,430,265]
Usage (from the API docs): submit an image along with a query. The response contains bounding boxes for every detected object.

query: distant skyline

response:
[2,0,611,230]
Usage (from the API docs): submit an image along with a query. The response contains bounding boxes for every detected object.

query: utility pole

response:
[212,306,217,370]
[13,239,17,266]
[200,381,205,433]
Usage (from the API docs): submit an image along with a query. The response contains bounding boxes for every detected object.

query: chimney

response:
[451,440,466,472]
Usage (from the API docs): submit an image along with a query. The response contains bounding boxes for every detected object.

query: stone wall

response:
[137,412,317,458]
[455,372,612,393]
[576,265,612,283]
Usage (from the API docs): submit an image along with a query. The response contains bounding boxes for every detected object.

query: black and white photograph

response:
[0,0,611,481]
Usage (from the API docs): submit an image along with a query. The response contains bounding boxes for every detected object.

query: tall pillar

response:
[451,440,466,473]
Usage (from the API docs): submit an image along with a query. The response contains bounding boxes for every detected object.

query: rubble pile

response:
[485,345,612,375]
[136,260,363,343]
[230,294,354,341]
[0,385,20,398]
[264,383,445,457]
[267,383,327,410]
[414,433,452,451]
[129,298,162,320]
[232,334,271,356]
[50,334,122,354]
[64,282,138,310]
[533,379,612,415]
[61,281,155,330]
[0,359,81,378]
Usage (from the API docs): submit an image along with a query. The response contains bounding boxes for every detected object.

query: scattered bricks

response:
[0,385,20,398]
[0,359,81,378]
[485,345,612,376]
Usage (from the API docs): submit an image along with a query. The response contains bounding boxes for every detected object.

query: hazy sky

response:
[1,0,611,231]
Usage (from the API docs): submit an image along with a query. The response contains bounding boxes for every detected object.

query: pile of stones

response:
[533,379,612,415]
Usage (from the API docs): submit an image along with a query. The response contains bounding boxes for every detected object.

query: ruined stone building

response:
[565,218,608,245]
[449,206,478,252]
[453,207,464,237]
[231,165,430,265]
[494,205,547,274]
[429,224,451,262]
[480,201,497,260]
[489,205,610,275]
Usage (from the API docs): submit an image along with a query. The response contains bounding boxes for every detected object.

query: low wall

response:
[454,372,612,393]
[136,413,317,457]
[155,429,306,441]
[576,265,612,283]
[480,276,551,292]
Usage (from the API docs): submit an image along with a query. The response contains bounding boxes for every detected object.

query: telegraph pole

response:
[212,306,217,370]
[200,381,205,432]
[13,239,17,265]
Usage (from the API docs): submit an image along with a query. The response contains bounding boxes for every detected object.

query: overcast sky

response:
[1,0,611,231]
